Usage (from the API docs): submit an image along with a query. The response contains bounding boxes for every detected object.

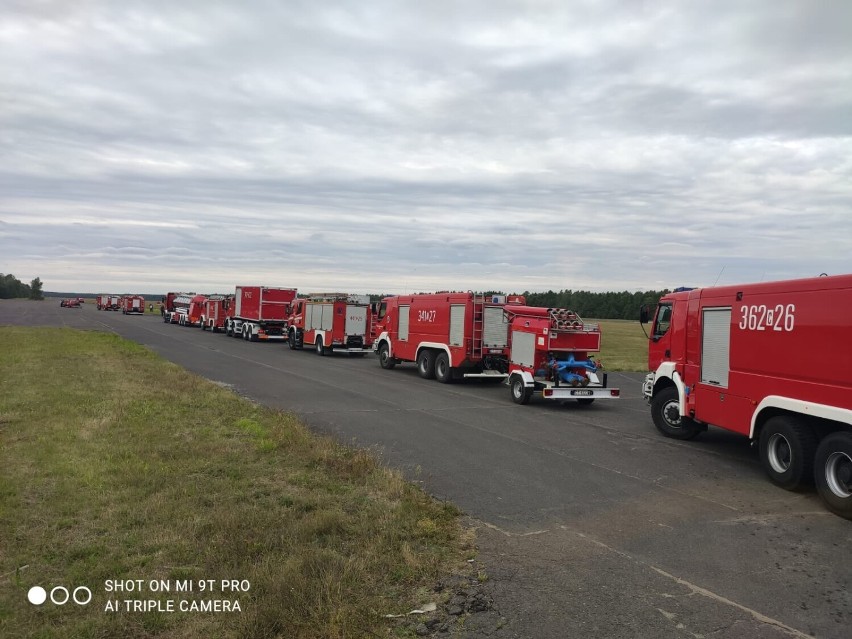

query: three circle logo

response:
[27,585,92,606]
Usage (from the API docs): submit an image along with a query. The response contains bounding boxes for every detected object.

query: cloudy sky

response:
[1,0,850,295]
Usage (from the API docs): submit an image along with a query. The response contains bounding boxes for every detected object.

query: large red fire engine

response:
[372,292,526,382]
[225,286,296,341]
[97,294,121,311]
[506,306,620,405]
[287,293,373,355]
[201,295,234,332]
[641,274,852,518]
[121,295,145,315]
[179,294,207,326]
[163,293,194,324]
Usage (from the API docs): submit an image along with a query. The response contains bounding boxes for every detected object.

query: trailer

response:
[287,293,373,355]
[225,286,297,341]
[121,295,145,315]
[641,273,852,518]
[201,295,234,332]
[372,292,526,382]
[506,306,620,405]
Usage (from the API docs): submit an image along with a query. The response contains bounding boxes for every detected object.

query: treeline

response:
[521,289,670,320]
[0,273,44,300]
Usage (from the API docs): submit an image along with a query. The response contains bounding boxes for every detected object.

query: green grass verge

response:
[594,319,650,373]
[0,327,469,638]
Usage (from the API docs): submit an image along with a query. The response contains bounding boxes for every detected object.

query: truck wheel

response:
[576,398,595,406]
[815,432,852,520]
[378,342,395,369]
[417,350,436,379]
[759,415,816,490]
[434,352,453,384]
[315,337,327,356]
[650,386,702,440]
[288,331,297,350]
[510,375,531,405]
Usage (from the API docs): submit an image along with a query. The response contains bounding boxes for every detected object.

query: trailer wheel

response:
[650,386,702,440]
[759,415,816,490]
[510,375,531,405]
[434,352,453,384]
[576,398,595,406]
[417,350,436,379]
[815,432,852,520]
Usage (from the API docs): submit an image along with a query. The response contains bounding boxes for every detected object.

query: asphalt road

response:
[3,300,850,638]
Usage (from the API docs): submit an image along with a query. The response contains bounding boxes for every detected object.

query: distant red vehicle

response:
[224,286,296,341]
[179,294,208,326]
[121,295,145,315]
[60,298,81,308]
[201,295,234,332]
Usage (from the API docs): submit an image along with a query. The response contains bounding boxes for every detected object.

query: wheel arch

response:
[415,342,451,362]
[651,363,686,414]
[751,397,852,440]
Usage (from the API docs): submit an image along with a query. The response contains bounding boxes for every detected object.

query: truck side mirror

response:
[639,305,649,324]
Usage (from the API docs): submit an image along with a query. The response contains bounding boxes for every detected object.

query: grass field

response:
[594,319,649,372]
[0,328,471,638]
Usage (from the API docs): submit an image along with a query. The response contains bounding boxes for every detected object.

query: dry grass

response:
[0,327,469,638]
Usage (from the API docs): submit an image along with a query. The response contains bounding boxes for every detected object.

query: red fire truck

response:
[121,295,145,315]
[163,293,194,324]
[225,286,296,341]
[287,293,373,355]
[179,294,208,326]
[641,274,852,518]
[372,292,526,382]
[97,294,121,311]
[506,306,620,405]
[201,295,234,332]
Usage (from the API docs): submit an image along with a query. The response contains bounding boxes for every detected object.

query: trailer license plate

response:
[571,389,594,396]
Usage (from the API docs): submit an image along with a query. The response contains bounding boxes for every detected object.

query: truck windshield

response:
[653,303,672,339]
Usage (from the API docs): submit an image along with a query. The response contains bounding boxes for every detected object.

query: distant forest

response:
[520,289,669,320]
[373,289,670,321]
[0,273,41,299]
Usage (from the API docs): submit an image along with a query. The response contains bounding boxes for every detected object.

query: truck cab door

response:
[648,302,673,369]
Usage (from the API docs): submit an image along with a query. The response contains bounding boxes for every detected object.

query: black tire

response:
[814,432,852,520]
[510,375,531,405]
[758,415,817,490]
[378,342,395,369]
[434,352,453,384]
[650,386,703,440]
[315,337,327,356]
[576,398,595,406]
[417,350,436,379]
[288,331,297,350]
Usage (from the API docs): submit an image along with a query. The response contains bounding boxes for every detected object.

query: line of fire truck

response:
[96,294,146,314]
[157,286,620,406]
[108,273,852,519]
